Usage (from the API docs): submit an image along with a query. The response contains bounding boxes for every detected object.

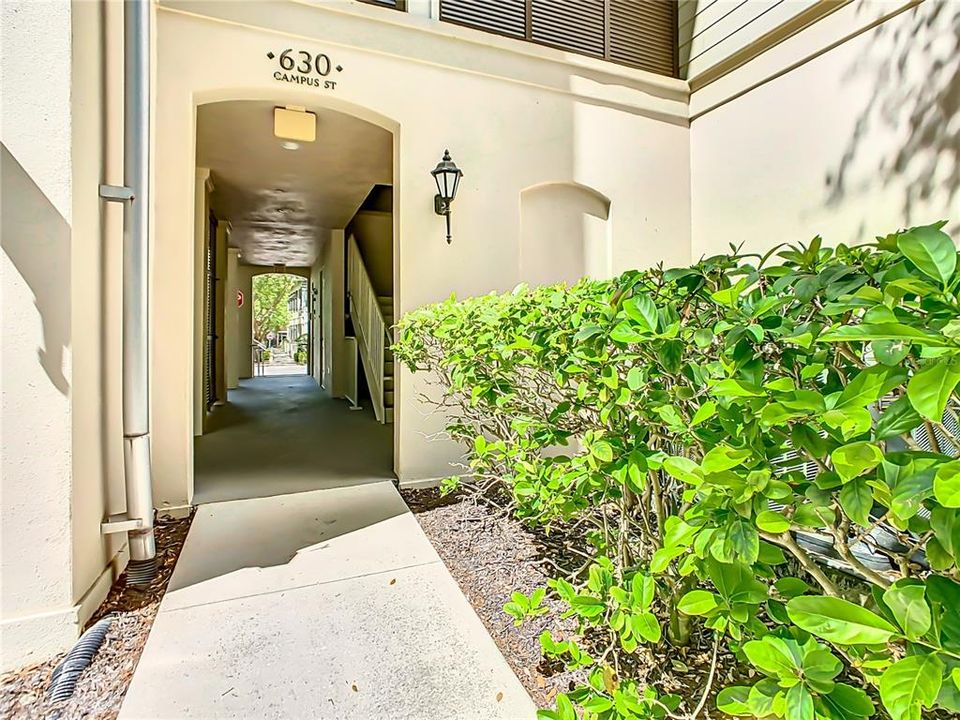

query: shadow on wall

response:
[825,2,960,228]
[519,182,612,286]
[0,143,72,394]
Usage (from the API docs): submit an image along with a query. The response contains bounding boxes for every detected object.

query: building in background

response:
[286,280,309,359]
[2,0,957,671]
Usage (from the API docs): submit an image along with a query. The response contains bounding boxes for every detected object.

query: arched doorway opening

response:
[191,99,396,504]
[252,272,310,377]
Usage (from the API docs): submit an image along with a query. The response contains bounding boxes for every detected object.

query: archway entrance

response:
[191,99,396,503]
[252,273,309,377]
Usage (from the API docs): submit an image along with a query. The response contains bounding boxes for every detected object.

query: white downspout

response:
[122,0,157,584]
[100,0,157,585]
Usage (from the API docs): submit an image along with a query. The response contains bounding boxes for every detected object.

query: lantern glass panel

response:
[434,170,455,201]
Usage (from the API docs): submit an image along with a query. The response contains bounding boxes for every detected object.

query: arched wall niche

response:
[518,182,612,286]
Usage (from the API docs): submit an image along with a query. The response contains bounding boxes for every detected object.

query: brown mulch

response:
[1,512,193,720]
[401,488,742,717]
[401,487,584,707]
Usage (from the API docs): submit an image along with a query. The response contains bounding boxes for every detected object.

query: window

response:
[439,0,678,77]
[358,0,408,11]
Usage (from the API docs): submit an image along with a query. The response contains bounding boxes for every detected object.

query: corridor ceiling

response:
[196,100,392,267]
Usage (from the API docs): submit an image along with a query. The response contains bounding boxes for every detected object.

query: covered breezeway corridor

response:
[193,375,392,504]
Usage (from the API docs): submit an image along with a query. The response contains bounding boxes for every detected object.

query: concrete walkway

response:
[120,483,536,719]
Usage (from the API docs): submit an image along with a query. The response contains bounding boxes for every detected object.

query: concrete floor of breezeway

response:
[120,376,535,719]
[193,374,394,504]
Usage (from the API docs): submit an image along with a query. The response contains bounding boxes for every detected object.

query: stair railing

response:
[346,234,386,423]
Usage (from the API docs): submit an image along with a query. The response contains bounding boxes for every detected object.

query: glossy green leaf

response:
[907,360,960,422]
[716,686,751,715]
[878,653,943,720]
[702,445,752,473]
[630,612,661,643]
[663,456,702,485]
[691,400,717,426]
[787,596,898,644]
[747,679,780,716]
[743,636,801,679]
[883,583,931,640]
[786,683,815,720]
[610,321,647,344]
[875,396,923,440]
[711,378,764,398]
[897,223,957,285]
[934,460,960,508]
[677,590,719,616]
[756,510,791,533]
[820,683,875,720]
[554,692,577,720]
[831,442,884,483]
[837,366,891,408]
[622,293,658,333]
[873,339,912,366]
[839,478,873,526]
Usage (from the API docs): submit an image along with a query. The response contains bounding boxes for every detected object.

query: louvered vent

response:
[772,448,819,484]
[531,0,605,57]
[913,402,960,458]
[440,0,526,39]
[438,0,678,77]
[609,0,676,76]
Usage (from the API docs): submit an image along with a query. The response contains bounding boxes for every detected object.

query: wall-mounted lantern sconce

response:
[430,149,463,244]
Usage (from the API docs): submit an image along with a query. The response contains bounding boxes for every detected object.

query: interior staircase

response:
[378,295,394,423]
[346,234,394,424]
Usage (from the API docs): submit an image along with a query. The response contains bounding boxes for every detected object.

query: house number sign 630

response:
[268,48,343,89]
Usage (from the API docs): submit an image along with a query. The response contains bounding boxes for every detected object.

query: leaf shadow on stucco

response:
[824,2,960,228]
[1,143,72,395]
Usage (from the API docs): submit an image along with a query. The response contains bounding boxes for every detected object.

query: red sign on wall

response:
[237,289,244,307]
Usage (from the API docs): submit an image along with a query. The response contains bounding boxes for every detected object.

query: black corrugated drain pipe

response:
[46,615,116,703]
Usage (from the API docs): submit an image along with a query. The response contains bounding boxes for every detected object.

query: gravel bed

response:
[1,512,193,720]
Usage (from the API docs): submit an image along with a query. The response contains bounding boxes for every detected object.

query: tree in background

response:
[252,274,302,343]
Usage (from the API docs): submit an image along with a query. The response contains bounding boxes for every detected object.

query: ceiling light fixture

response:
[274,106,317,142]
[282,141,300,151]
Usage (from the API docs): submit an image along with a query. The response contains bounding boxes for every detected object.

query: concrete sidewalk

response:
[119,483,535,719]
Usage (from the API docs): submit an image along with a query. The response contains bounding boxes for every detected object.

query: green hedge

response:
[395,223,960,720]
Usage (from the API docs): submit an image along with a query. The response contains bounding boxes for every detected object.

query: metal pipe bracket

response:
[99,184,135,202]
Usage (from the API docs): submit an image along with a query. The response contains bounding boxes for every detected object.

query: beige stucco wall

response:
[151,0,691,500]
[519,182,612,285]
[690,0,958,256]
[237,267,254,380]
[1,0,126,671]
[320,231,348,400]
